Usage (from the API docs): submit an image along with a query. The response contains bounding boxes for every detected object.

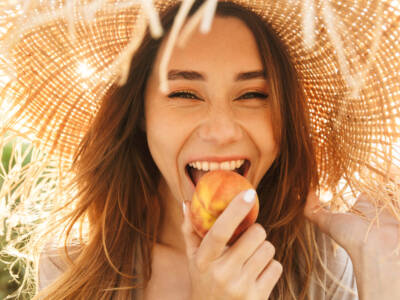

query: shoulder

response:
[38,244,82,291]
[308,225,358,300]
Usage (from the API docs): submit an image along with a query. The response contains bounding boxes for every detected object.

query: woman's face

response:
[144,16,279,205]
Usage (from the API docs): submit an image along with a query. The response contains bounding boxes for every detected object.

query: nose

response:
[196,105,243,145]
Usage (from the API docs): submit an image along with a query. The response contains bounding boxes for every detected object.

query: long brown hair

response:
[34,1,319,299]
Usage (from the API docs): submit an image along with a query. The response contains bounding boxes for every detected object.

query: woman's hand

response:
[181,190,283,300]
[304,188,400,300]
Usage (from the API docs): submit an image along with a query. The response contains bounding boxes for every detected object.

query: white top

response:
[38,229,358,299]
[308,229,358,299]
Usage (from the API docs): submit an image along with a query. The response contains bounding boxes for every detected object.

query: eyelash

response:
[167,91,269,100]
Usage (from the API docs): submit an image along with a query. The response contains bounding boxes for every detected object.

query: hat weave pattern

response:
[0,0,400,214]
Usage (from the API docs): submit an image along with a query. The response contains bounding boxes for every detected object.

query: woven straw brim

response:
[1,0,400,205]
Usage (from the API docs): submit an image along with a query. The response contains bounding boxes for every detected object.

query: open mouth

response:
[185,159,251,186]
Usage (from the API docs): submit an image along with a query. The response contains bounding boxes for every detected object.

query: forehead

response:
[155,16,264,73]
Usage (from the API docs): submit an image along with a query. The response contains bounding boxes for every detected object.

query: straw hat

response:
[0,0,400,221]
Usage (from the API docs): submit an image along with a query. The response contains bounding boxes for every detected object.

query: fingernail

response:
[182,201,187,214]
[312,205,322,214]
[243,189,256,203]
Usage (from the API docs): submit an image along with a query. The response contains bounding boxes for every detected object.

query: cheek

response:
[145,106,191,170]
[242,109,277,151]
[244,110,278,169]
[259,121,278,156]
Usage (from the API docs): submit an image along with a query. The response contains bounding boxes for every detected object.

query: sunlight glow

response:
[77,62,95,78]
[0,70,11,88]
[319,189,333,202]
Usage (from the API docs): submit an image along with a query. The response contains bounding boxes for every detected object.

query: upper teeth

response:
[188,159,245,171]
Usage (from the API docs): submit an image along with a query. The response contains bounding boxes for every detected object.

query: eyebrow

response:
[167,69,267,81]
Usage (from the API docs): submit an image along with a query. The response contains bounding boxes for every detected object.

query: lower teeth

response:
[189,166,242,185]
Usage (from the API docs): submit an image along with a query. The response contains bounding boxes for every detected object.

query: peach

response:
[189,170,259,245]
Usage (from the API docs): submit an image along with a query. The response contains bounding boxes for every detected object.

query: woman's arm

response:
[305,191,400,300]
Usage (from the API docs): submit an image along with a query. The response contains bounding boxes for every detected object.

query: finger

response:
[242,240,275,283]
[221,223,267,268]
[255,259,283,298]
[387,165,400,184]
[352,193,399,223]
[304,190,361,247]
[351,193,378,216]
[196,189,257,268]
[181,201,202,258]
[303,189,340,233]
[303,189,322,221]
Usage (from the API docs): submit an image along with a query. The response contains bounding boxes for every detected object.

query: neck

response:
[157,180,187,254]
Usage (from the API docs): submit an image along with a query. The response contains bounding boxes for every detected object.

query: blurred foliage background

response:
[0,139,32,299]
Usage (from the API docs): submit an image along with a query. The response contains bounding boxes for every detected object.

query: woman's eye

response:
[167,91,268,101]
[167,91,200,100]
[237,92,269,100]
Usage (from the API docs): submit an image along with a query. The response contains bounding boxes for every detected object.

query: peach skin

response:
[189,170,259,245]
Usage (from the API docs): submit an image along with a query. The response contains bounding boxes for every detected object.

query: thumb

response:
[304,189,355,247]
[181,201,202,258]
[304,190,333,234]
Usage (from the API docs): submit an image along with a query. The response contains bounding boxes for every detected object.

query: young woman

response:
[2,1,399,300]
